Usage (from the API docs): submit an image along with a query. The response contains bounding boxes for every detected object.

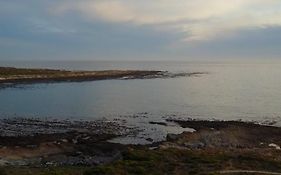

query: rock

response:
[167,133,180,141]
[72,139,78,144]
[269,143,281,150]
[146,138,153,142]
[26,145,38,148]
[61,139,68,143]
[149,147,158,150]
[184,142,205,149]
[45,162,54,166]
[0,159,9,166]
[149,121,168,126]
[82,136,91,140]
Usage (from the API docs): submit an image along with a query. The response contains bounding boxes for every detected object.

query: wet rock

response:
[149,121,168,126]
[167,134,180,141]
[146,138,153,142]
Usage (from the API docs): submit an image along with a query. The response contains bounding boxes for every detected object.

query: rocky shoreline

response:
[92,119,281,175]
[164,119,281,150]
[0,118,134,167]
[0,118,281,174]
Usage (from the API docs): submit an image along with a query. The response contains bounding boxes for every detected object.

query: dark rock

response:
[167,134,180,141]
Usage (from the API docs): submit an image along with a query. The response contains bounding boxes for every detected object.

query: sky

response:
[1,0,281,61]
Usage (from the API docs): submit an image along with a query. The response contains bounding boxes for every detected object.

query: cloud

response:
[1,0,281,60]
[54,0,281,41]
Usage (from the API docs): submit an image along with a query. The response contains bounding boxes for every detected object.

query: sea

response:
[0,60,281,144]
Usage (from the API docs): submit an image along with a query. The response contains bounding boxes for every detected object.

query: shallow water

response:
[1,61,281,143]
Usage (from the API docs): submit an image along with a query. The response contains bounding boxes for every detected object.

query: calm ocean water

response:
[1,61,281,143]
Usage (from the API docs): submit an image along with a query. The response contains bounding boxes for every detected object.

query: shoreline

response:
[0,118,133,166]
[0,67,206,86]
[0,118,281,174]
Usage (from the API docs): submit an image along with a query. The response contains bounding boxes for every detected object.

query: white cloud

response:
[54,0,281,41]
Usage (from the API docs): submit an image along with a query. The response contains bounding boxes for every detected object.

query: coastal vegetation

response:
[0,119,280,174]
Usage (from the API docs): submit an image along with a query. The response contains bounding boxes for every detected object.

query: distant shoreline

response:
[0,67,206,86]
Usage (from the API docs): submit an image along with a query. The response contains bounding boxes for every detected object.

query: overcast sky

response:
[1,0,281,61]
